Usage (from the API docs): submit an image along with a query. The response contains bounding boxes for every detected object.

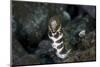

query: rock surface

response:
[12,1,96,66]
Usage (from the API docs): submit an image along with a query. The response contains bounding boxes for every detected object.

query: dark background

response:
[11,1,96,66]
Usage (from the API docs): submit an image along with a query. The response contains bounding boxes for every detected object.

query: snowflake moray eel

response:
[48,16,71,59]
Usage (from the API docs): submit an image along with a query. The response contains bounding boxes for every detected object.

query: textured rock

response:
[12,33,40,66]
[12,2,48,52]
[80,6,96,19]
[12,1,96,65]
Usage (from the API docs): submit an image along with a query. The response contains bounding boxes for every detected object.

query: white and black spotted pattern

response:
[48,31,71,59]
[48,16,71,59]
